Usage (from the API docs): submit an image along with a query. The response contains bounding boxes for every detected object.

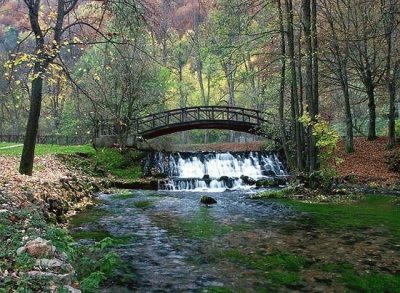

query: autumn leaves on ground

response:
[336,137,400,186]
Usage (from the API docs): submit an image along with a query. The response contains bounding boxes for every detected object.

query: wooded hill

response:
[0,0,399,174]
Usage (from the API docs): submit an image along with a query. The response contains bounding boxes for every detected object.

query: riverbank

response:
[0,144,155,292]
[0,154,103,292]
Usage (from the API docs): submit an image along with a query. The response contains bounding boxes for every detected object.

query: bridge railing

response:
[97,106,266,137]
[133,106,265,133]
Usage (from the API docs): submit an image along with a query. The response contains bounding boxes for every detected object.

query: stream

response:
[70,152,400,292]
[71,190,400,292]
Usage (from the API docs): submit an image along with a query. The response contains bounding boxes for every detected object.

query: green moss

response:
[72,230,113,241]
[207,287,236,293]
[180,207,231,239]
[222,250,307,272]
[218,250,306,288]
[320,262,400,292]
[283,195,400,239]
[92,148,143,179]
[69,208,111,227]
[252,188,293,199]
[133,200,152,209]
[110,192,136,200]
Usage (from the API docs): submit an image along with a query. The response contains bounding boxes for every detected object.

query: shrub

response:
[387,150,400,172]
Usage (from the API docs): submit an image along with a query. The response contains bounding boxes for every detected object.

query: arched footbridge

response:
[96,106,269,145]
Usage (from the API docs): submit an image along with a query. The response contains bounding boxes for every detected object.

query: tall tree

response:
[285,0,304,170]
[320,0,354,153]
[302,0,319,172]
[381,0,400,148]
[19,0,81,175]
[347,0,385,141]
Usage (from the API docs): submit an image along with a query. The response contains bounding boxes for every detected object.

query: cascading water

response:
[144,151,288,192]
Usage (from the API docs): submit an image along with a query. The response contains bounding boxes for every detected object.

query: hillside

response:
[335,137,399,186]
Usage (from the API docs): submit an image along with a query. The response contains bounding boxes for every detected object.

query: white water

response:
[157,152,288,192]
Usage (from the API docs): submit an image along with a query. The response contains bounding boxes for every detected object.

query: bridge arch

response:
[97,106,271,144]
[134,106,267,139]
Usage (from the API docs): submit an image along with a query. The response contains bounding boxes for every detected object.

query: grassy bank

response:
[281,195,400,240]
[0,143,144,180]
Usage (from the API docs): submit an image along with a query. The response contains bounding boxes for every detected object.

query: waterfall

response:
[145,152,288,192]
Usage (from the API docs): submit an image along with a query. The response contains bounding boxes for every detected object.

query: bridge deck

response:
[98,106,267,139]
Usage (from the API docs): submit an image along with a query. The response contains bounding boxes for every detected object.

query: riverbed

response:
[70,190,400,292]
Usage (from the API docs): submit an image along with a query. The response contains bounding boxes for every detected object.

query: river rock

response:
[27,271,73,285]
[64,285,82,293]
[35,258,67,272]
[17,237,56,258]
[200,195,217,205]
[240,175,256,185]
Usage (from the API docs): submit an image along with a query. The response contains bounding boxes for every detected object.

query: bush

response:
[387,150,400,172]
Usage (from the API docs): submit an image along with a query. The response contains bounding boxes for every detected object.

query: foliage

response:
[300,113,342,178]
[74,238,121,292]
[252,187,294,199]
[0,201,76,292]
[387,149,400,172]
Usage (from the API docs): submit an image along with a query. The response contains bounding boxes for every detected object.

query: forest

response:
[0,0,399,175]
[1,1,400,292]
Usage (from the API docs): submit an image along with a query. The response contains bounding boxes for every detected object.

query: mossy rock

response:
[200,195,217,205]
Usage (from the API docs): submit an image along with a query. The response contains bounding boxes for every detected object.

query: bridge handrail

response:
[97,106,267,137]
[136,106,266,122]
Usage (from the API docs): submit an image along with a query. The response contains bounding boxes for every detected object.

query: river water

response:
[70,152,400,292]
[70,189,400,292]
[74,190,298,292]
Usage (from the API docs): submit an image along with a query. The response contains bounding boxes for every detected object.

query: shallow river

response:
[70,190,400,292]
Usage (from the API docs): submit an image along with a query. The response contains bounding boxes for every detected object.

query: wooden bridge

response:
[97,106,267,145]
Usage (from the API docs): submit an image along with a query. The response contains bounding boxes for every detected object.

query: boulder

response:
[240,175,256,185]
[64,285,82,293]
[200,195,217,205]
[17,237,56,258]
[27,271,73,286]
[202,175,210,180]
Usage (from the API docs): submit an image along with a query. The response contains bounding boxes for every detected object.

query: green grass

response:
[180,207,232,239]
[320,262,400,292]
[0,143,143,179]
[219,250,306,288]
[133,200,153,209]
[61,147,143,179]
[93,148,142,179]
[69,208,111,228]
[282,195,400,239]
[71,230,113,241]
[110,192,137,200]
[0,143,95,156]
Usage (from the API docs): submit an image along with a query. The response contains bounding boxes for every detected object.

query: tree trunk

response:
[178,65,187,144]
[343,81,354,152]
[388,80,396,147]
[19,71,43,175]
[285,0,303,171]
[366,83,377,140]
[311,0,319,115]
[277,0,290,166]
[302,0,318,173]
